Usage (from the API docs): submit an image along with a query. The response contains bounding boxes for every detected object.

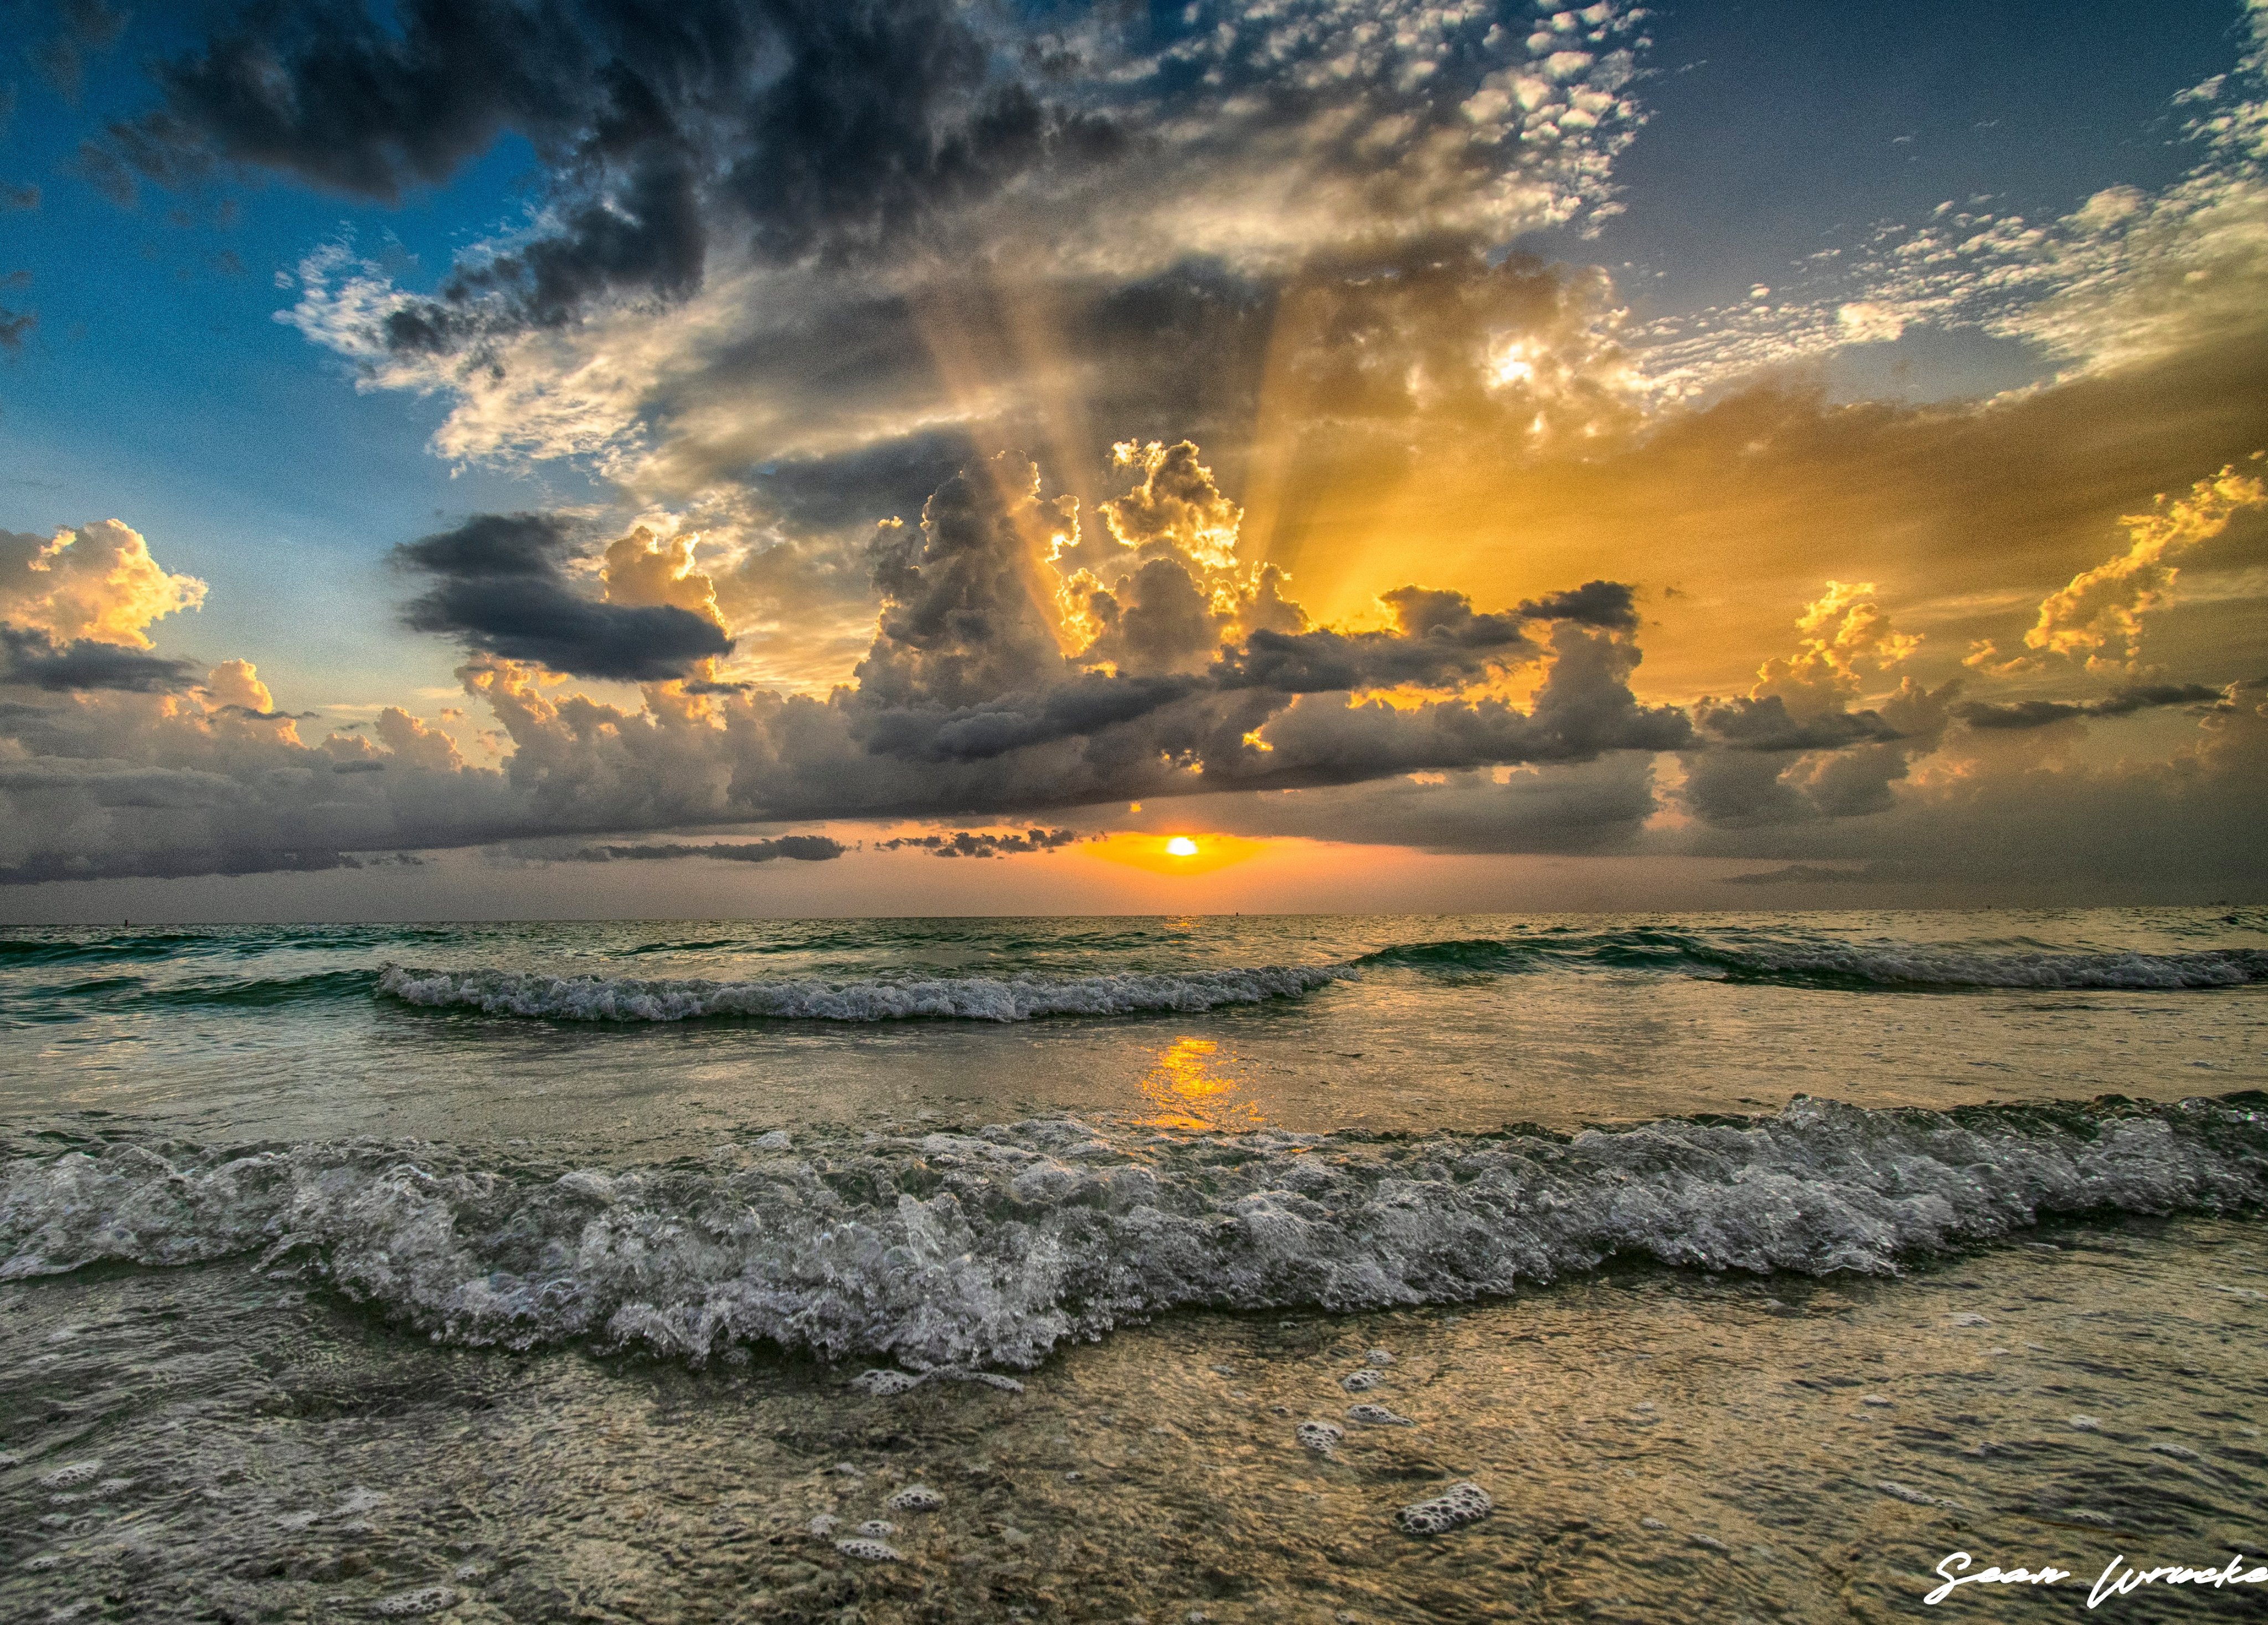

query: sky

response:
[1,0,2265,921]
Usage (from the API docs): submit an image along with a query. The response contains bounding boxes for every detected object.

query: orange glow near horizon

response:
[1082,831,1267,876]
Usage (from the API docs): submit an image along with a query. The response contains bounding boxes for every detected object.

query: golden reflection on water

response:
[1136,1036,1264,1132]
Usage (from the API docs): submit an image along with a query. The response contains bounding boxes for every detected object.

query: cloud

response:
[0,625,200,692]
[1953,683,2230,730]
[0,448,1697,885]
[566,836,843,862]
[1,520,209,646]
[394,512,733,681]
[1679,583,1956,827]
[121,0,1649,353]
[1966,459,2268,673]
[2,429,2257,894]
[873,827,1084,858]
[31,0,129,103]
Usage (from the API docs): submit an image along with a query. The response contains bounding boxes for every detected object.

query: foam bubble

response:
[37,1461,101,1490]
[1364,1349,1396,1365]
[1346,1404,1412,1426]
[835,1538,901,1561]
[887,1486,945,1513]
[1339,1370,1381,1393]
[851,1370,924,1397]
[1397,1481,1492,1534]
[808,1514,839,1537]
[1875,1482,1940,1506]
[369,1587,460,1617]
[855,1520,896,1537]
[1295,1422,1344,1454]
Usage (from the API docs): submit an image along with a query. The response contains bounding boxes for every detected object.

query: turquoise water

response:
[3,909,2265,1620]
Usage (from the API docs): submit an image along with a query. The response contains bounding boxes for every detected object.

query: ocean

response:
[2,909,2265,1622]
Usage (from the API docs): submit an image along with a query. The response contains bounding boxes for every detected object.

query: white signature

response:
[1927,1551,2268,1608]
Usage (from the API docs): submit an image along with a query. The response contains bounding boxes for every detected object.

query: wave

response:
[1355,930,2268,991]
[374,963,1347,1022]
[1,969,379,1018]
[4,1094,2261,1371]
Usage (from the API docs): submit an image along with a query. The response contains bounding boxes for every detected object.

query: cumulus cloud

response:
[2,520,208,647]
[1681,583,1956,827]
[394,512,733,681]
[4,446,1702,881]
[1966,459,2268,673]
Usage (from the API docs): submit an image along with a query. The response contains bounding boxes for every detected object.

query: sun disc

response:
[1166,836,1199,857]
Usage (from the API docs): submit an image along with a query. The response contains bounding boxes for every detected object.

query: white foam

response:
[835,1538,900,1561]
[369,1587,460,1617]
[1295,1422,1344,1454]
[1398,1482,1491,1534]
[3,1095,2262,1372]
[375,962,1347,1024]
[851,1370,924,1396]
[1346,1404,1411,1426]
[887,1487,945,1513]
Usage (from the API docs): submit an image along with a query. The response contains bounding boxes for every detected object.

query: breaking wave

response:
[375,962,1349,1022]
[4,1094,2262,1371]
[1356,931,2268,991]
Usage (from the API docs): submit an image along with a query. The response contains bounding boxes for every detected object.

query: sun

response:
[1165,836,1199,857]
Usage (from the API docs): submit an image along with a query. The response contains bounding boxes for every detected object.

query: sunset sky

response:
[2,0,2265,918]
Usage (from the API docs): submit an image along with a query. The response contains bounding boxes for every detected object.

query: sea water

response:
[2,909,2264,1621]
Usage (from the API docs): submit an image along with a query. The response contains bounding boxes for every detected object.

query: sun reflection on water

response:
[1137,1036,1264,1132]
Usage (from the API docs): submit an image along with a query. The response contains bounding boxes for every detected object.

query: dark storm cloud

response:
[0,624,199,691]
[1515,580,1643,634]
[1213,594,1534,695]
[1952,683,2228,730]
[394,512,731,682]
[749,431,976,535]
[874,827,1082,858]
[102,0,1118,340]
[568,835,844,862]
[858,674,1205,765]
[1690,695,1905,751]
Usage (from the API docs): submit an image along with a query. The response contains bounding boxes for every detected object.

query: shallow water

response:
[3,911,2263,1151]
[3,1216,2262,1622]
[2,909,2265,1619]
